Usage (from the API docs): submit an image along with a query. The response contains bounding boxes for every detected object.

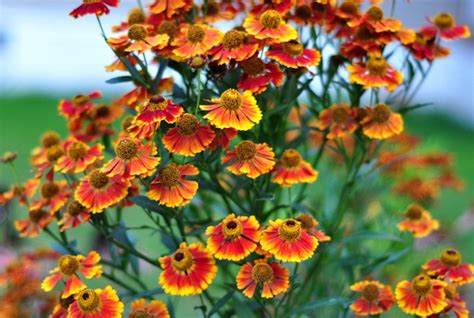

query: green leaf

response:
[207,290,235,317]
[288,297,351,316]
[106,76,133,84]
[129,196,173,217]
[255,193,275,201]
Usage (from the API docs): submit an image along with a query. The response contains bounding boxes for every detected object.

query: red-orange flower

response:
[295,213,331,242]
[272,149,318,187]
[208,126,238,151]
[236,259,290,298]
[75,169,130,213]
[244,9,297,43]
[15,208,54,238]
[395,274,447,317]
[30,181,70,215]
[102,137,160,180]
[109,24,169,54]
[222,141,275,179]
[397,204,439,238]
[172,24,223,59]
[361,104,403,139]
[128,299,170,318]
[348,6,402,33]
[210,29,259,65]
[41,251,102,298]
[68,286,124,318]
[159,242,217,296]
[148,164,199,208]
[406,32,450,61]
[206,214,260,261]
[238,56,284,94]
[317,103,358,139]
[135,95,183,125]
[267,41,321,68]
[422,249,473,285]
[149,0,192,18]
[201,89,262,131]
[437,284,470,318]
[58,201,91,232]
[163,114,215,156]
[350,280,395,316]
[260,218,319,262]
[421,12,471,40]
[55,138,103,174]
[70,0,119,18]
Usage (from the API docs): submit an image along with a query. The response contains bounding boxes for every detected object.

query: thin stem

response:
[195,68,202,115]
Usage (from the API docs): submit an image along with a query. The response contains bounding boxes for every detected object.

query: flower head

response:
[109,24,169,54]
[55,138,103,174]
[397,203,439,238]
[68,286,124,317]
[422,12,471,40]
[244,9,297,42]
[172,24,223,59]
[70,0,119,18]
[210,29,259,65]
[266,41,321,69]
[317,103,358,139]
[272,149,319,187]
[238,56,284,94]
[128,299,170,318]
[222,141,275,179]
[30,181,70,215]
[422,249,473,285]
[361,104,403,139]
[58,201,91,232]
[135,95,184,125]
[59,91,101,119]
[15,208,54,238]
[350,280,395,316]
[295,213,331,242]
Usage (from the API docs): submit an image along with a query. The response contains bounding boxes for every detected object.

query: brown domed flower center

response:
[131,310,153,318]
[205,1,220,16]
[122,116,134,131]
[440,249,461,267]
[355,25,375,41]
[283,42,304,57]
[367,56,387,76]
[158,21,178,38]
[406,204,423,220]
[331,106,349,124]
[116,138,138,160]
[220,89,243,111]
[296,213,315,230]
[59,255,79,276]
[223,30,245,49]
[295,5,312,20]
[339,1,359,15]
[412,274,432,296]
[367,6,383,21]
[241,56,265,76]
[372,104,392,123]
[362,283,380,302]
[222,219,243,240]
[128,24,148,41]
[252,263,273,283]
[67,201,85,216]
[68,141,88,160]
[177,114,200,135]
[159,166,181,187]
[128,8,146,25]
[94,105,111,119]
[89,170,110,189]
[147,95,168,111]
[434,13,454,30]
[281,149,302,168]
[171,249,194,272]
[46,145,65,162]
[77,289,101,313]
[41,131,61,149]
[29,209,47,223]
[0,151,17,163]
[187,25,206,43]
[59,294,75,309]
[278,219,302,241]
[235,141,257,161]
[72,95,90,107]
[41,182,60,199]
[260,10,282,29]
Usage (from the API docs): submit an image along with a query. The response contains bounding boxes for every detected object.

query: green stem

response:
[195,68,202,115]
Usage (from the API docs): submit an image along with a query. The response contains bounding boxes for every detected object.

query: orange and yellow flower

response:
[422,249,473,285]
[260,218,319,262]
[422,12,471,40]
[41,251,102,298]
[236,259,290,298]
[128,299,170,318]
[210,29,259,65]
[172,24,223,59]
[397,204,439,238]
[75,169,130,213]
[149,0,192,18]
[317,103,358,139]
[238,56,284,94]
[206,214,261,261]
[148,164,199,208]
[348,6,402,33]
[59,91,101,119]
[68,286,124,318]
[395,274,447,317]
[163,114,215,156]
[15,208,54,238]
[200,89,262,131]
[109,24,169,54]
[361,104,403,139]
[30,181,71,215]
[439,284,470,318]
[222,141,275,179]
[272,149,318,187]
[348,52,403,91]
[135,95,183,125]
[266,41,321,69]
[159,242,217,296]
[244,9,297,43]
[295,213,331,242]
[350,280,395,316]
[70,0,119,18]
[55,138,103,174]
[58,201,91,232]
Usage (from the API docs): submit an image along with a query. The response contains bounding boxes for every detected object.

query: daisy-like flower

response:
[15,208,54,238]
[422,249,473,285]
[238,56,284,94]
[210,29,259,65]
[109,24,169,54]
[128,299,170,318]
[295,213,331,242]
[272,149,319,187]
[55,138,103,174]
[58,91,101,119]
[266,41,321,69]
[236,259,290,298]
[198,0,237,23]
[75,169,130,213]
[41,251,102,298]
[397,203,439,238]
[350,280,395,316]
[172,24,223,59]
[348,52,403,91]
[200,89,262,131]
[149,0,192,18]
[148,164,199,208]
[50,294,75,318]
[361,104,403,139]
[260,218,319,262]
[163,114,215,156]
[69,0,119,18]
[244,9,297,42]
[208,126,238,151]
[68,286,124,318]
[222,141,275,179]
[348,5,402,33]
[440,284,470,318]
[102,137,160,180]
[317,103,358,139]
[58,201,91,232]
[422,12,471,40]
[395,274,447,317]
[407,32,450,61]
[159,242,217,296]
[135,95,183,125]
[206,214,261,261]
[30,181,70,215]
